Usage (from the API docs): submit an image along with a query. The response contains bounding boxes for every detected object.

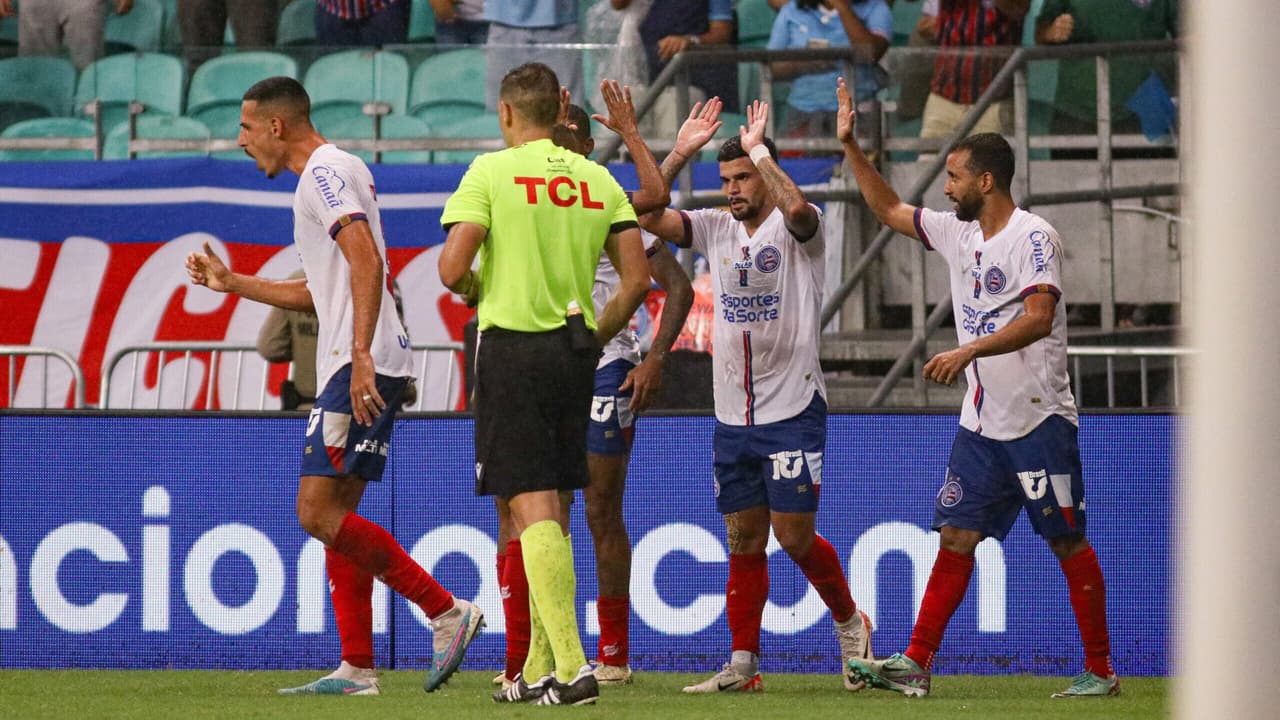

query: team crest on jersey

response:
[983,266,1007,294]
[938,479,963,507]
[755,245,781,273]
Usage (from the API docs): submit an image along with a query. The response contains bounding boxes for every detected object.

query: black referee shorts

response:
[473,326,597,498]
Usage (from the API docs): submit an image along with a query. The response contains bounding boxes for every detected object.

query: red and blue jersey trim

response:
[741,330,755,426]
[1019,283,1062,301]
[327,212,368,239]
[913,207,934,250]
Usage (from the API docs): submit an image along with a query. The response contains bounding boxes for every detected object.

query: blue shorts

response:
[934,414,1087,541]
[587,359,636,456]
[713,393,826,515]
[299,364,407,482]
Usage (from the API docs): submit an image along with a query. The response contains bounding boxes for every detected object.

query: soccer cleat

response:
[1051,671,1121,698]
[836,610,874,690]
[278,662,380,696]
[592,662,634,685]
[846,653,930,698]
[533,665,601,706]
[492,673,548,703]
[423,598,486,693]
[681,663,764,693]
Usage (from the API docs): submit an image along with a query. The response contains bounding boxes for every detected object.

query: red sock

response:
[727,552,769,655]
[905,547,974,670]
[326,546,374,669]
[597,595,630,666]
[502,538,531,680]
[1061,546,1114,678]
[330,512,454,619]
[794,535,856,624]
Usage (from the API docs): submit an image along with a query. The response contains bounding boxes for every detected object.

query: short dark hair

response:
[499,62,560,127]
[242,76,311,118]
[718,135,778,163]
[951,133,1015,194]
[563,103,591,146]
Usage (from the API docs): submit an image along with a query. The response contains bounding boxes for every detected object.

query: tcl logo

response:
[514,176,605,209]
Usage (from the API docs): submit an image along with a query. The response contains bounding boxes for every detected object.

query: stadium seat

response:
[736,0,776,49]
[187,51,299,137]
[158,0,181,49]
[304,49,410,130]
[103,115,211,158]
[408,0,435,42]
[408,49,486,126]
[0,57,78,132]
[429,112,500,165]
[890,0,924,46]
[326,113,433,165]
[277,0,316,46]
[0,117,96,161]
[76,52,186,133]
[0,1,17,47]
[104,0,165,55]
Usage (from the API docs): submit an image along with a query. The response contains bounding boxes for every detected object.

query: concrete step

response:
[824,373,967,410]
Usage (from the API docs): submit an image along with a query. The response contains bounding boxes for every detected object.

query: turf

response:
[0,670,1167,719]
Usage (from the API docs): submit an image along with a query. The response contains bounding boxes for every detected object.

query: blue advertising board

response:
[0,413,1173,676]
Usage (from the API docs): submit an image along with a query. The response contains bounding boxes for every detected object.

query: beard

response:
[729,199,758,222]
[953,193,983,222]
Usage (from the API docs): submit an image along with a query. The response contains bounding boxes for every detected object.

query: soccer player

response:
[184,76,483,696]
[491,83,695,690]
[438,63,650,706]
[834,77,1118,698]
[637,99,874,693]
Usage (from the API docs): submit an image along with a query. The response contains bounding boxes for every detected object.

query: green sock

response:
[523,595,554,681]
[521,520,587,682]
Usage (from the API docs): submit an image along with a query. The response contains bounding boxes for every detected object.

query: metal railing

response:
[0,345,87,409]
[1069,346,1190,409]
[100,341,464,411]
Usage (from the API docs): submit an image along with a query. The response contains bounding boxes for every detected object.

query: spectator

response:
[315,0,410,47]
[179,0,278,73]
[1,0,133,71]
[767,0,891,154]
[1035,0,1178,156]
[483,0,581,110]
[430,0,488,45]
[920,0,1027,140]
[614,0,738,134]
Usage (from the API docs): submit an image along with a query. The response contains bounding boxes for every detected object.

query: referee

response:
[437,63,649,706]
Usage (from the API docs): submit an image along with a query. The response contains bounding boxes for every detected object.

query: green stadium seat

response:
[0,117,96,161]
[103,115,211,158]
[76,52,186,133]
[0,1,18,47]
[409,49,486,126]
[326,113,433,165]
[277,0,316,46]
[890,0,925,45]
[158,0,181,49]
[408,0,435,42]
[737,0,777,49]
[430,112,500,165]
[0,57,78,132]
[187,51,299,137]
[304,49,410,129]
[105,0,165,55]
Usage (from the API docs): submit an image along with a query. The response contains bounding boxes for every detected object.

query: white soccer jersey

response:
[686,205,827,426]
[592,230,660,368]
[293,144,413,392]
[913,206,1077,439]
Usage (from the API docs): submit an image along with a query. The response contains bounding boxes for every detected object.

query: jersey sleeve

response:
[683,208,728,257]
[912,206,964,261]
[440,156,493,229]
[299,161,372,240]
[766,6,792,50]
[799,203,825,257]
[708,0,734,22]
[1013,222,1065,302]
[864,2,894,40]
[606,173,639,232]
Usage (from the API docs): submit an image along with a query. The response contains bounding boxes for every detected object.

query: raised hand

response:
[674,96,723,157]
[592,79,639,138]
[555,85,573,129]
[1044,13,1074,44]
[836,76,856,144]
[740,99,769,152]
[185,242,233,293]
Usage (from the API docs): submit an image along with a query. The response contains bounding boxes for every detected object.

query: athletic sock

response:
[793,534,856,624]
[905,547,974,671]
[1060,546,1115,678]
[521,520,587,682]
[325,546,374,670]
[596,595,630,666]
[330,511,454,619]
[503,539,532,681]
[726,552,769,656]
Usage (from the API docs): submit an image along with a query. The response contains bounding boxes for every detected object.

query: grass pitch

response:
[0,669,1167,719]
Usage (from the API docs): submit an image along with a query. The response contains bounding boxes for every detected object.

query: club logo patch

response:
[938,480,964,507]
[755,246,781,273]
[983,266,1007,294]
